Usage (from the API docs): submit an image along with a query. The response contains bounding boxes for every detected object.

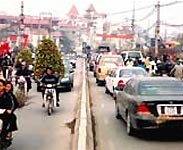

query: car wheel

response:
[105,86,110,94]
[113,88,116,100]
[115,101,121,119]
[68,86,72,91]
[96,78,99,83]
[126,112,135,136]
[94,72,96,77]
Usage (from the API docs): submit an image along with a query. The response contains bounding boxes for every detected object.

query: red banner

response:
[0,41,10,55]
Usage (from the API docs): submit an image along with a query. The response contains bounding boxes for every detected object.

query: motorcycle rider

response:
[15,62,32,95]
[2,55,13,80]
[4,81,18,140]
[40,67,60,107]
[0,79,14,142]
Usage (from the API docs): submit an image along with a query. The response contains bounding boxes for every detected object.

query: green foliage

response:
[17,47,32,65]
[34,38,64,78]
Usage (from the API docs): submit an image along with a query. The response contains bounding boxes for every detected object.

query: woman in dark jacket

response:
[5,81,19,140]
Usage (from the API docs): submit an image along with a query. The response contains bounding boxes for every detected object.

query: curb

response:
[71,59,94,150]
[77,59,87,150]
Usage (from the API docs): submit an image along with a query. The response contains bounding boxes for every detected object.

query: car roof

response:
[134,77,179,82]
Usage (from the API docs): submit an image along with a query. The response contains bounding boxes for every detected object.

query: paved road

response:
[89,71,183,150]
[9,59,83,150]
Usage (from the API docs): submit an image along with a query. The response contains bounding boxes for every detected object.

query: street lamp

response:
[19,1,25,50]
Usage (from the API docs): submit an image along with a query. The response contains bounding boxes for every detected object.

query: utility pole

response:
[155,0,160,57]
[131,2,135,49]
[19,1,24,50]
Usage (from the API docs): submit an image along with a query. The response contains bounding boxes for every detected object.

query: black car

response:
[57,63,74,92]
[115,77,183,136]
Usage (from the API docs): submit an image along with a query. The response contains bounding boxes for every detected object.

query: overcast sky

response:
[0,0,182,35]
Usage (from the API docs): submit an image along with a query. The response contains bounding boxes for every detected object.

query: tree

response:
[34,38,64,78]
[17,47,32,65]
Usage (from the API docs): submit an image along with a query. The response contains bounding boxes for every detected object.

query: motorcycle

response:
[15,76,27,107]
[0,114,13,149]
[17,76,26,96]
[43,84,57,116]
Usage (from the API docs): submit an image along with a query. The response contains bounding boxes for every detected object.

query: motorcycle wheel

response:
[48,101,53,116]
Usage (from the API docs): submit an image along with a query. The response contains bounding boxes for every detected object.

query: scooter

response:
[0,113,13,149]
[17,76,26,96]
[43,84,57,116]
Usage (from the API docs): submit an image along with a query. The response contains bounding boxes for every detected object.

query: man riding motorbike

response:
[2,55,13,80]
[0,79,15,142]
[15,62,32,95]
[40,67,60,107]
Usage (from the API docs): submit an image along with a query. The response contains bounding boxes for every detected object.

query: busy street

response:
[89,71,183,150]
[0,0,183,150]
[9,59,83,150]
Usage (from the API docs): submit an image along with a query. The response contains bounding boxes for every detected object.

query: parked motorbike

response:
[43,84,57,116]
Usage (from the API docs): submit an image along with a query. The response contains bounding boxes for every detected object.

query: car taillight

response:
[136,103,150,115]
[118,80,125,88]
[98,68,101,73]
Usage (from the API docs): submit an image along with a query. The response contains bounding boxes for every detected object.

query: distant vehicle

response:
[57,62,74,92]
[121,50,143,62]
[105,67,148,99]
[95,54,124,85]
[88,53,98,71]
[115,77,183,136]
[96,45,110,53]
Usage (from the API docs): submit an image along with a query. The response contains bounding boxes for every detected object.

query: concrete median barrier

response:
[71,59,94,150]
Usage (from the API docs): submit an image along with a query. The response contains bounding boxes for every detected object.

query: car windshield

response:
[128,52,141,59]
[119,69,147,77]
[138,80,183,96]
[100,56,123,66]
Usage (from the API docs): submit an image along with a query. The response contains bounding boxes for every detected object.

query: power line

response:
[136,8,156,22]
[145,22,156,32]
[110,4,154,15]
[161,22,183,27]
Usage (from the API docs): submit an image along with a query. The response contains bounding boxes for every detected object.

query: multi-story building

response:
[0,4,107,50]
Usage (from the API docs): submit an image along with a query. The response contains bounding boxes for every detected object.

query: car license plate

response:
[165,106,177,115]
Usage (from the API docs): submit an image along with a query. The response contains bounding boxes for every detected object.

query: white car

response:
[121,50,144,62]
[105,66,148,99]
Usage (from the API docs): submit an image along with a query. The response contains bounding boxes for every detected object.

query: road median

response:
[71,59,94,150]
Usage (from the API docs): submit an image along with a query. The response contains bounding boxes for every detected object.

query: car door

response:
[119,80,135,119]
[105,71,111,92]
[109,69,118,93]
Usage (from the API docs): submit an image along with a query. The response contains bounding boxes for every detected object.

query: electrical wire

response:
[161,22,183,27]
[136,8,156,22]
[145,22,156,32]
[110,4,154,15]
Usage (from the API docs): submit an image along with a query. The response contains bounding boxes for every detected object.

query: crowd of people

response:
[0,52,62,143]
[124,54,183,79]
[0,53,33,143]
